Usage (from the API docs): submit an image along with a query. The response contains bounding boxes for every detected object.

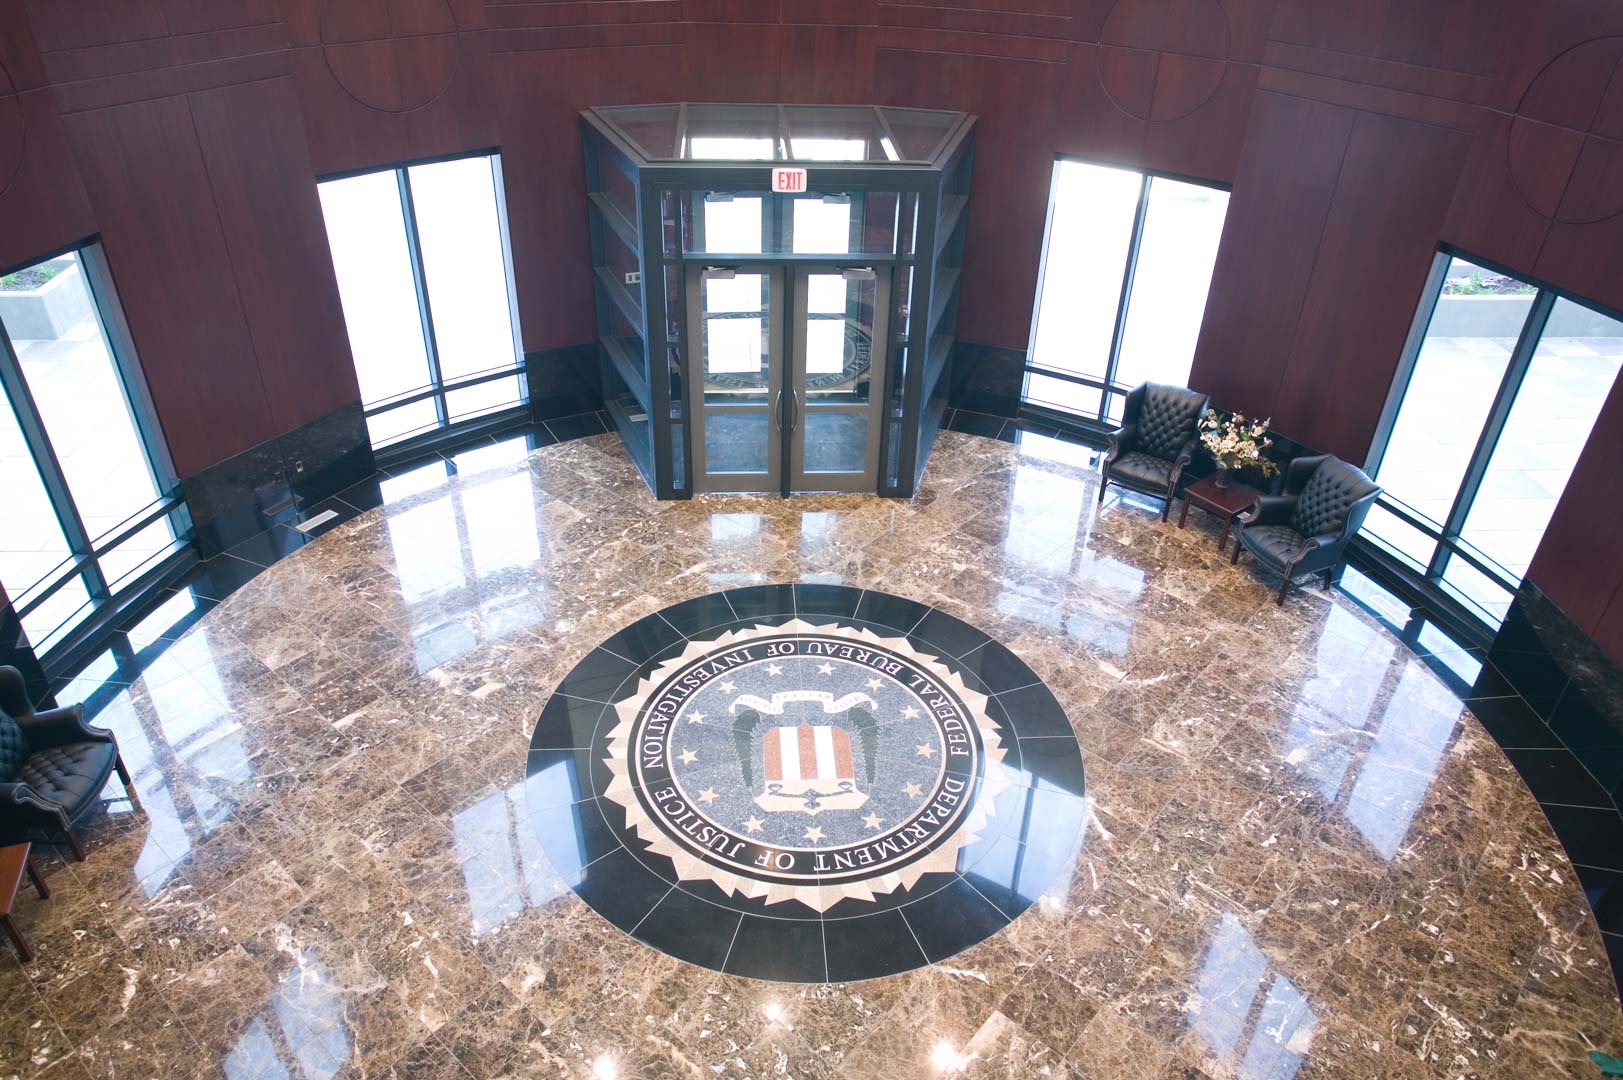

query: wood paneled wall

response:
[1,0,1622,654]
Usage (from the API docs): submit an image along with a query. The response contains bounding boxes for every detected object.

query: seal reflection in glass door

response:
[690,265,783,493]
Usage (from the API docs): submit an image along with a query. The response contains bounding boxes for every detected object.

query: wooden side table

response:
[1,841,49,963]
[1178,474,1259,552]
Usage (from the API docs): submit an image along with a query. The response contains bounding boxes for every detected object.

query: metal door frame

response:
[787,265,890,493]
[686,263,786,494]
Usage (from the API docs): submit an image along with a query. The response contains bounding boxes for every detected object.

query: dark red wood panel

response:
[1526,373,1623,635]
[1440,111,1557,276]
[21,0,168,53]
[1048,42,1147,170]
[1139,61,1257,182]
[1255,65,1479,130]
[62,96,275,475]
[1268,0,1387,57]
[0,0,49,89]
[287,46,410,177]
[6,0,1623,666]
[402,32,499,163]
[159,0,283,37]
[1270,111,1471,460]
[1375,0,1507,77]
[1187,91,1353,420]
[187,77,360,433]
[0,91,98,273]
[779,25,877,104]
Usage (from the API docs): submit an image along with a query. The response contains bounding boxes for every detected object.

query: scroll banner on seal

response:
[728,690,877,715]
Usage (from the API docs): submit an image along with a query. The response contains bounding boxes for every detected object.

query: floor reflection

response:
[4,428,1612,1080]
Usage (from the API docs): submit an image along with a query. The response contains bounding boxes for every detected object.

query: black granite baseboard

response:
[1480,580,1623,984]
[948,341,1025,419]
[526,343,604,421]
[182,403,374,558]
[1488,582,1623,803]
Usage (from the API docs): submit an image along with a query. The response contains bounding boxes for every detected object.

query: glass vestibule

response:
[581,104,975,498]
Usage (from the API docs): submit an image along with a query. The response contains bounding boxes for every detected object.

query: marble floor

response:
[2,429,1619,1079]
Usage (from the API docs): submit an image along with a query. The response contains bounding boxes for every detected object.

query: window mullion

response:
[1367,250,1451,479]
[398,167,449,430]
[1435,289,1554,554]
[1100,174,1151,422]
[0,330,110,603]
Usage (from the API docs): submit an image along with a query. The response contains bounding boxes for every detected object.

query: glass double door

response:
[687,263,889,494]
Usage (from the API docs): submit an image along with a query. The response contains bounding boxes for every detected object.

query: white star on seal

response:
[865,677,883,691]
[863,812,883,829]
[902,782,922,798]
[687,710,706,724]
[916,743,936,758]
[698,788,718,804]
[803,826,825,842]
[719,680,737,692]
[678,749,697,765]
[816,662,835,675]
[744,817,764,834]
[767,663,784,676]
[900,705,922,719]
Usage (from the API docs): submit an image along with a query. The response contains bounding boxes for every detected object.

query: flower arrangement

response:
[1199,409,1279,488]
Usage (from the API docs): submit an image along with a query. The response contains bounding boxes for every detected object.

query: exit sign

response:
[772,167,808,193]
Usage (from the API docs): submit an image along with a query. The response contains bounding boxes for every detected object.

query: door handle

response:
[787,389,800,433]
[773,390,784,431]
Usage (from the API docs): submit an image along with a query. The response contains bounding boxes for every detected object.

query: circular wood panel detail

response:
[320,0,460,114]
[1097,0,1230,122]
[1508,36,1623,225]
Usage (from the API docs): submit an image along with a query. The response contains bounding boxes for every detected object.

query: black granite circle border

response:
[526,584,1088,983]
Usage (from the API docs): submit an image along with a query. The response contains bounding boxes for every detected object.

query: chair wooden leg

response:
[1275,577,1291,606]
[1321,569,1334,592]
[1097,478,1108,506]
[1230,540,1243,566]
[114,754,137,805]
[64,829,85,862]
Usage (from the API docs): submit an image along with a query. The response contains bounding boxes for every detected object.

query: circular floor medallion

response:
[527,585,1088,982]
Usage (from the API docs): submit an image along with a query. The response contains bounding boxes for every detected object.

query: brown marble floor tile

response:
[4,430,1617,1078]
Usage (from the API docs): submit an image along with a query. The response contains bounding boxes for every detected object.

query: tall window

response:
[319,153,525,450]
[1365,252,1623,623]
[1023,159,1229,424]
[0,244,184,657]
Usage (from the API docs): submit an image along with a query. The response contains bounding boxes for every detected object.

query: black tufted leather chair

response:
[0,666,133,860]
[1232,454,1381,605]
[1098,382,1211,520]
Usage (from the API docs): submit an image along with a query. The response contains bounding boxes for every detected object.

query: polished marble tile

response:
[5,430,1619,1079]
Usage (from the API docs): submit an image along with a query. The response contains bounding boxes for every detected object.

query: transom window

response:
[1364,252,1623,624]
[1023,158,1230,425]
[318,152,526,451]
[0,243,185,659]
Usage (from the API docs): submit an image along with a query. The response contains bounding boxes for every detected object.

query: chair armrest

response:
[0,781,70,828]
[1239,494,1297,527]
[1173,436,1198,467]
[15,703,110,752]
[0,666,32,717]
[1105,423,1140,464]
[1286,534,1340,574]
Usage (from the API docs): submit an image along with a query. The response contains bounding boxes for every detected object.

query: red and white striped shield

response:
[757,722,869,814]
